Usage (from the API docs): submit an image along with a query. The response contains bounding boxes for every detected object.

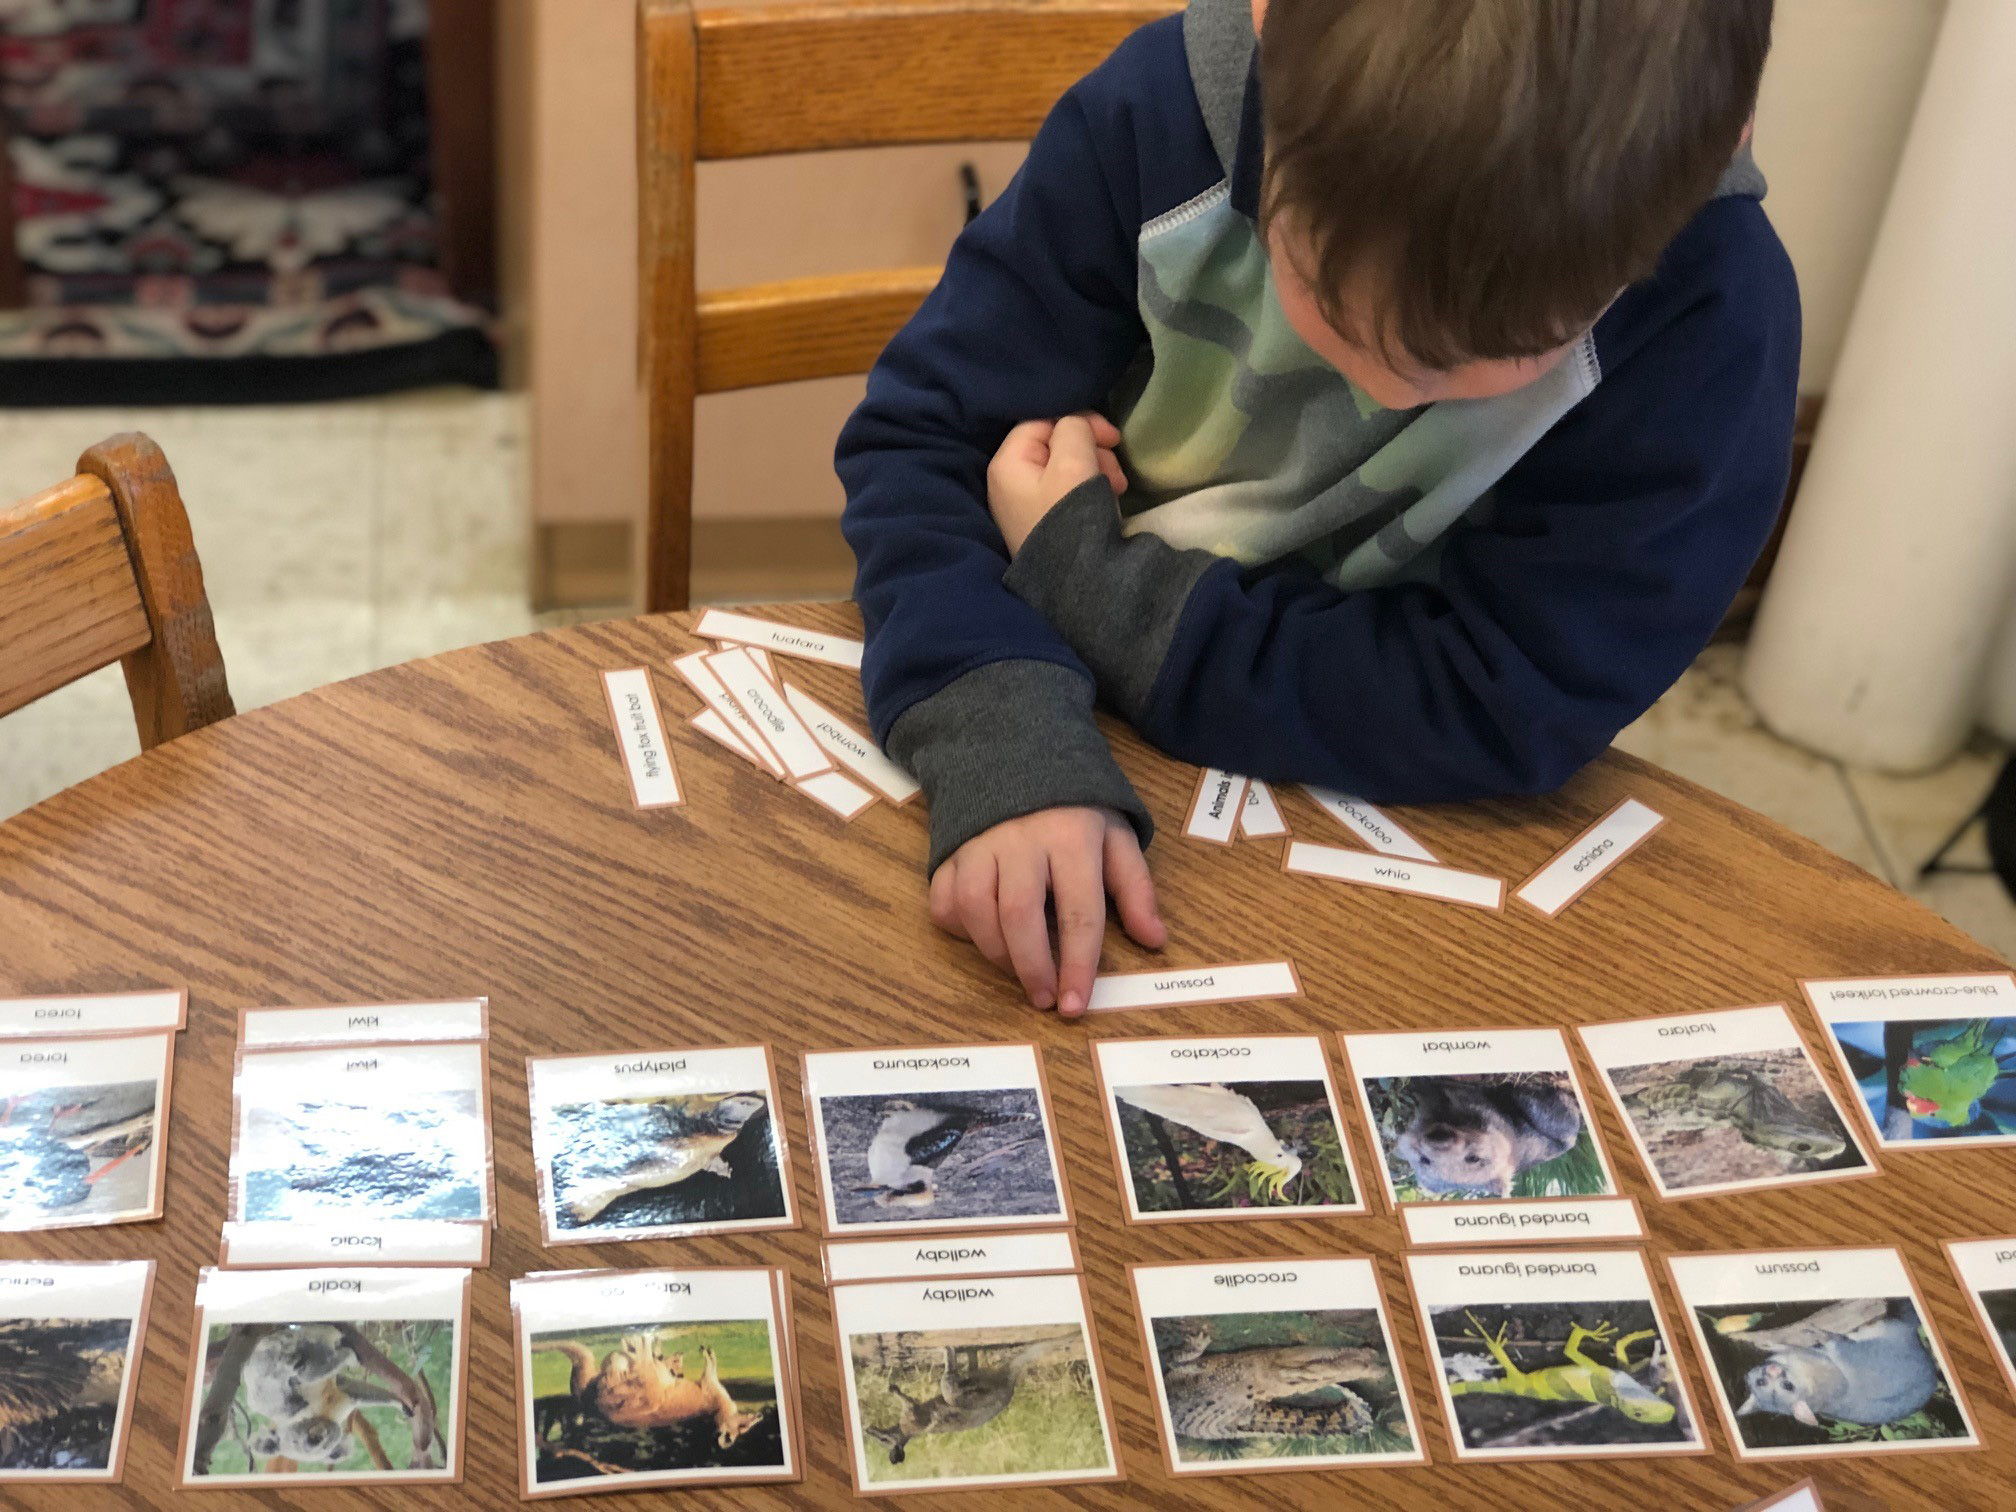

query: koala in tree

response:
[242,1324,410,1466]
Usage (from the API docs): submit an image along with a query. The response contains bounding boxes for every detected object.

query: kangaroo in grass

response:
[864,1339,1073,1465]
[541,1338,763,1448]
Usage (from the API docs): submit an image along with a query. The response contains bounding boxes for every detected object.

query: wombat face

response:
[1393,1117,1520,1197]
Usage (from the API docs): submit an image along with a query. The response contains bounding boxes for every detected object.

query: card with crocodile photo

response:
[830,1270,1120,1494]
[1944,1237,2016,1405]
[512,1266,800,1496]
[0,1030,174,1232]
[527,1045,796,1245]
[1668,1247,1979,1461]
[1130,1256,1425,1475]
[1404,1248,1706,1461]
[0,1259,155,1484]
[1578,1005,1876,1199]
[1091,1035,1365,1221]
[801,1045,1072,1236]
[1803,973,2016,1148]
[1341,1028,1618,1205]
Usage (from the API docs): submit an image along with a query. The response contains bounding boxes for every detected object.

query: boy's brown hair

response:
[1258,0,1774,371]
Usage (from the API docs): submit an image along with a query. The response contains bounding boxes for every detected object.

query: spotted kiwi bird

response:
[1156,1319,1389,1442]
[855,1100,1036,1209]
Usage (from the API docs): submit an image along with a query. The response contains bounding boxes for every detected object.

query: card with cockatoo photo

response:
[1090,1035,1367,1222]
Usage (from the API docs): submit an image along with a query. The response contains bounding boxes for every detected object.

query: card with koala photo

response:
[177,1266,471,1487]
[1090,1035,1366,1222]
[1130,1256,1426,1476]
[1340,1028,1619,1206]
[801,1044,1072,1236]
[0,1259,155,1484]
[1404,1247,1706,1462]
[511,1266,801,1496]
[526,1044,797,1246]
[1667,1246,1980,1461]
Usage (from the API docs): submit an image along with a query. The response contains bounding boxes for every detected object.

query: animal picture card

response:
[801,1044,1072,1236]
[1802,973,2016,1147]
[527,1045,797,1245]
[1945,1237,2016,1406]
[0,1030,174,1232]
[1091,1035,1365,1221]
[1341,1028,1618,1205]
[822,1230,1082,1287]
[1130,1257,1426,1476]
[177,1266,470,1486]
[1667,1247,1980,1460]
[511,1266,800,1496]
[0,1259,155,1483]
[830,1270,1120,1493]
[1405,1248,1706,1462]
[1579,1005,1876,1200]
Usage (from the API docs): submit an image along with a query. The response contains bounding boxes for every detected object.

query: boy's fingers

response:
[1051,847,1106,1019]
[954,854,1010,973]
[1095,446,1128,496]
[1075,411,1124,449]
[996,854,1058,1010]
[928,863,965,939]
[1045,413,1099,479]
[1104,824,1168,950]
[998,418,1055,467]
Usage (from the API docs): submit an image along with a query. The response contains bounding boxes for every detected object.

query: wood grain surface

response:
[0,601,2008,1510]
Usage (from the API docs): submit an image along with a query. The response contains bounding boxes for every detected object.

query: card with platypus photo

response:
[0,1259,155,1484]
[527,1045,796,1245]
[1667,1246,1980,1460]
[1803,972,2016,1147]
[1405,1247,1706,1461]
[831,1269,1121,1493]
[512,1266,800,1496]
[176,1265,470,1487]
[1130,1257,1426,1476]
[1341,1028,1619,1205]
[1579,1005,1876,1200]
[801,1044,1072,1235]
[1091,1035,1366,1222]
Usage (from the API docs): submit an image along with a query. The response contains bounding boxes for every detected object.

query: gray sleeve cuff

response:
[886,658,1153,874]
[1002,477,1217,721]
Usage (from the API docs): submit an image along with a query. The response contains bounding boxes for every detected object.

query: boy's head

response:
[1253,0,1773,409]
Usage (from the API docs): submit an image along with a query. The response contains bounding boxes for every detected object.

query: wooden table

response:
[1,602,2009,1510]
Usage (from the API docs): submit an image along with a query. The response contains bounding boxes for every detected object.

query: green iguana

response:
[1447,1313,1676,1424]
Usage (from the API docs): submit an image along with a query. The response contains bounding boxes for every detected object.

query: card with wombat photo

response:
[801,1044,1071,1235]
[512,1266,800,1496]
[1668,1247,1980,1460]
[1803,973,2016,1147]
[177,1266,470,1486]
[527,1045,796,1245]
[1405,1248,1705,1462]
[1944,1236,2016,1405]
[0,1031,174,1232]
[831,1270,1121,1493]
[1130,1257,1426,1475]
[1091,1035,1365,1221]
[0,1260,155,1483]
[1579,1005,1876,1200]
[1341,1028,1618,1205]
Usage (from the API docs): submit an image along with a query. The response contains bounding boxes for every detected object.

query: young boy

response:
[837,0,1798,1016]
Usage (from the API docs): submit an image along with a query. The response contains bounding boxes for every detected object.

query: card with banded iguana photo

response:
[1404,1248,1706,1461]
[1803,974,2016,1148]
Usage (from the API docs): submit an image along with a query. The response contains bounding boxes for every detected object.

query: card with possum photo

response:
[512,1266,801,1496]
[830,1270,1121,1494]
[822,1230,1082,1286]
[0,1031,174,1232]
[1091,1035,1365,1222]
[527,1045,797,1245]
[1667,1246,1980,1461]
[1340,1028,1618,1206]
[1404,1248,1706,1462]
[1579,1005,1876,1200]
[801,1044,1072,1236]
[1944,1236,2016,1406]
[1802,973,2016,1148]
[0,1259,155,1483]
[1130,1256,1426,1476]
[177,1266,471,1487]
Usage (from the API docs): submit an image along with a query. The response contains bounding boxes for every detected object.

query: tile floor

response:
[3,388,2011,962]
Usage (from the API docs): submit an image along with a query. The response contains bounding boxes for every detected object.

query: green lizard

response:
[1447,1312,1676,1424]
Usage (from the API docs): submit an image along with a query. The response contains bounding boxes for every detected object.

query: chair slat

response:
[697,266,940,394]
[0,478,152,719]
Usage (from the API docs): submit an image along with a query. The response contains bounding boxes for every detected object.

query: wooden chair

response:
[637,0,1181,612]
[0,434,234,748]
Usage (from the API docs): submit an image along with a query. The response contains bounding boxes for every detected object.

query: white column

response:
[1743,0,2016,772]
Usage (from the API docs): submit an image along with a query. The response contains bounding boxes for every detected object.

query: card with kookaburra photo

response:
[1090,1035,1366,1222]
[799,1044,1072,1235]
[0,1259,156,1484]
[526,1045,797,1245]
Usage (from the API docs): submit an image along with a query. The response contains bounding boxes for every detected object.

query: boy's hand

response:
[930,805,1166,1017]
[986,412,1128,556]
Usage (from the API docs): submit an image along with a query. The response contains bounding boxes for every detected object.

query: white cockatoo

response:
[1116,1083,1302,1199]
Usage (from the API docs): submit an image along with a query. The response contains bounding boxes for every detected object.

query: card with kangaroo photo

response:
[1340,1028,1618,1205]
[0,1260,155,1483]
[1802,973,2016,1148]
[511,1266,800,1496]
[0,1030,174,1232]
[1130,1256,1425,1475]
[176,1266,470,1487]
[1579,1005,1876,1200]
[831,1270,1121,1493]
[1091,1035,1366,1222]
[801,1044,1072,1235]
[1667,1247,1980,1460]
[527,1045,796,1245]
[1944,1237,2016,1407]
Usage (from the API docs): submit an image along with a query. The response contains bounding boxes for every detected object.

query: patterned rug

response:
[0,0,496,403]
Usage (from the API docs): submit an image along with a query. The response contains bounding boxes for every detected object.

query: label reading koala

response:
[821,1230,1079,1286]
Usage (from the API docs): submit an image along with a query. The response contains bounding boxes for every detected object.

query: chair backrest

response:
[0,434,234,748]
[637,0,1180,612]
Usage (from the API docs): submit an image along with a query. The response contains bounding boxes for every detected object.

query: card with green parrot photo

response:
[1803,975,2016,1147]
